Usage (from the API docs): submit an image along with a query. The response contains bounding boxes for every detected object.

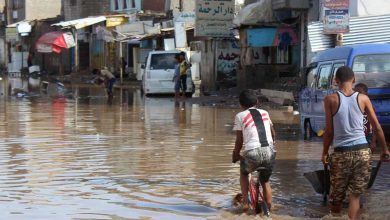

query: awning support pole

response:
[74,29,79,73]
[119,41,123,84]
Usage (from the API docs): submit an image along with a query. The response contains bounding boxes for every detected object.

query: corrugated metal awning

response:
[308,14,390,52]
[52,16,106,30]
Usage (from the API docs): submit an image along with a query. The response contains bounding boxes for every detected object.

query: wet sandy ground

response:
[0,79,389,220]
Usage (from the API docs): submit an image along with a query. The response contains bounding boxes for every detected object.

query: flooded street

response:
[0,78,389,220]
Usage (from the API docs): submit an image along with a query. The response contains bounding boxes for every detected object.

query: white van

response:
[142,50,194,96]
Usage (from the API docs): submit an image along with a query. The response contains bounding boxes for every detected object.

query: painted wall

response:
[25,0,61,20]
[216,40,240,88]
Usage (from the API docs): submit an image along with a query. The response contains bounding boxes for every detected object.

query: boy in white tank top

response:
[322,66,389,220]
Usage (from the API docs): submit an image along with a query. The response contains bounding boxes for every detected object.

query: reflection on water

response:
[0,80,389,220]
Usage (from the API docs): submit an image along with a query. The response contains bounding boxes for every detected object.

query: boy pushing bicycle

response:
[232,89,276,212]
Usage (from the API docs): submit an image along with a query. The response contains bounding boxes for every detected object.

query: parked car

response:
[299,43,390,139]
[141,50,194,96]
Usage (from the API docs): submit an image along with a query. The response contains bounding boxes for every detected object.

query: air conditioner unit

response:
[272,0,309,10]
[12,10,18,19]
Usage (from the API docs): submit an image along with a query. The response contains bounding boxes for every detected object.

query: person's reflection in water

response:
[174,100,186,126]
[107,94,114,105]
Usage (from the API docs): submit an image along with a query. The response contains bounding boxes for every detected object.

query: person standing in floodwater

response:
[178,52,188,96]
[92,68,116,96]
[173,54,182,99]
[232,89,276,212]
[322,66,390,220]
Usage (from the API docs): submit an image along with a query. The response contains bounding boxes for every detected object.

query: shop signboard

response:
[324,9,349,34]
[195,0,234,37]
[323,0,349,34]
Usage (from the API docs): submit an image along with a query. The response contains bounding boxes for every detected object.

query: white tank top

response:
[332,91,366,147]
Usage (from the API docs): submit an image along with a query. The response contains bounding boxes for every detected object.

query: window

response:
[317,64,332,89]
[250,46,292,65]
[330,62,345,88]
[112,0,137,11]
[306,66,318,88]
[352,54,390,88]
[150,53,178,70]
[114,0,119,10]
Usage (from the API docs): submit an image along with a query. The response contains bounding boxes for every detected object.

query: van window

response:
[306,66,317,88]
[150,53,178,70]
[330,62,345,88]
[317,64,332,89]
[352,54,390,88]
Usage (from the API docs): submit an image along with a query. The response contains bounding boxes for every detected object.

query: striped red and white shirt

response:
[233,107,274,152]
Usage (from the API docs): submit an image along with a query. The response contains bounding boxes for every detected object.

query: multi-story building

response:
[6,0,61,24]
[62,0,110,21]
[110,0,141,13]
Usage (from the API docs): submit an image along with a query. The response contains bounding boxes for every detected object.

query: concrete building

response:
[62,0,110,21]
[4,0,63,74]
[6,0,61,23]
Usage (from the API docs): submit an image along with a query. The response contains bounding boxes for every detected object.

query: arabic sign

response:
[324,0,349,8]
[323,0,349,34]
[195,19,233,37]
[175,12,196,23]
[196,0,234,20]
[324,9,349,34]
[216,40,240,85]
[195,0,234,37]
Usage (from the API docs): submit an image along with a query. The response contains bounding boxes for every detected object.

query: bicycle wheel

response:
[249,175,260,214]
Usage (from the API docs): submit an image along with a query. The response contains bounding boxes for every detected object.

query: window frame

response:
[305,64,318,88]
[111,0,138,11]
[330,62,346,89]
[316,63,333,89]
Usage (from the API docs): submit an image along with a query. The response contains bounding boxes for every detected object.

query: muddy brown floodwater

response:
[0,79,389,220]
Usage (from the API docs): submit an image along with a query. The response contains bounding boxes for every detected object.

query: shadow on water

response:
[0,79,389,219]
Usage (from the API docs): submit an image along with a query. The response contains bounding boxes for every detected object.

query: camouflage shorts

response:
[329,147,371,205]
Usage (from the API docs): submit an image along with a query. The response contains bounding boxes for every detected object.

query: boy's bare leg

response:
[240,173,249,211]
[348,194,360,220]
[261,181,272,210]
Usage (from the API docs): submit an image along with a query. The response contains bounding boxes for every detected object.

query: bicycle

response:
[248,168,271,217]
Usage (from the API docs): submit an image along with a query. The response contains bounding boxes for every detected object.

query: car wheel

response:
[304,120,313,140]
